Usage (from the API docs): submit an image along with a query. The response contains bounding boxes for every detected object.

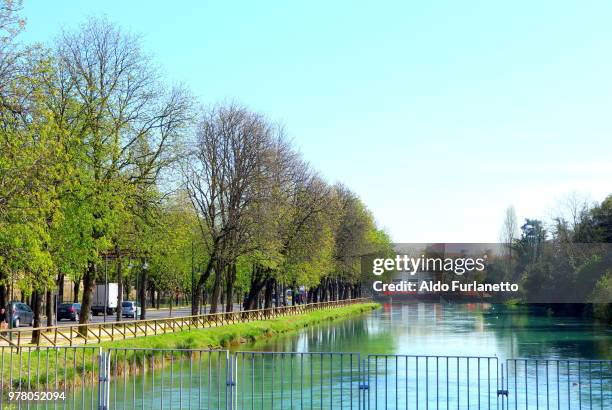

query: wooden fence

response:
[0,298,370,348]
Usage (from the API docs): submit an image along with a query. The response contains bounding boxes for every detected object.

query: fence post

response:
[226,353,236,410]
[498,362,508,410]
[359,357,369,410]
[98,350,111,410]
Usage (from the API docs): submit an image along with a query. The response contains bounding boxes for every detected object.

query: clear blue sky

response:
[20,1,612,242]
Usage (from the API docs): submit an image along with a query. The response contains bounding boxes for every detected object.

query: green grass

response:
[1,302,379,394]
[101,302,379,350]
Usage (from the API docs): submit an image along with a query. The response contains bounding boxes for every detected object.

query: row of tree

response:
[495,195,612,322]
[0,2,391,334]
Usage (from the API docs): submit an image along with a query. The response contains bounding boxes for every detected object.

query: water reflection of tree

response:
[243,313,398,354]
[243,303,610,361]
[485,305,611,360]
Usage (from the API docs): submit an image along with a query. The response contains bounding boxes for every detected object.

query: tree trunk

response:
[221,287,225,313]
[46,288,53,327]
[209,261,223,314]
[311,287,318,303]
[225,263,236,312]
[123,282,130,301]
[79,262,97,335]
[244,265,269,310]
[149,286,155,307]
[57,274,64,304]
[73,280,80,303]
[201,289,207,314]
[275,282,281,307]
[264,278,274,309]
[0,284,6,312]
[318,281,324,302]
[31,290,42,343]
[192,255,215,315]
[139,259,147,320]
[290,285,296,306]
[333,279,338,301]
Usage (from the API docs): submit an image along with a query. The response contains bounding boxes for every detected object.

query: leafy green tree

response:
[591,272,612,322]
[1,6,393,325]
[43,17,192,328]
[0,16,65,331]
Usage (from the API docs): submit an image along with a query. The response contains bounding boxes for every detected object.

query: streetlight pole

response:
[141,259,148,320]
[191,240,194,316]
[104,254,108,323]
[134,260,138,314]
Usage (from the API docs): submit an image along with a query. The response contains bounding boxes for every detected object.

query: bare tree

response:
[241,145,334,309]
[0,0,25,113]
[499,205,518,274]
[184,103,276,314]
[500,205,518,245]
[562,193,591,230]
[551,192,592,242]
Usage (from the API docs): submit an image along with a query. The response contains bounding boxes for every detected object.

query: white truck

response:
[91,283,119,315]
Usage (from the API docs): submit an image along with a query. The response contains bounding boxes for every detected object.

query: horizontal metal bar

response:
[368,354,499,359]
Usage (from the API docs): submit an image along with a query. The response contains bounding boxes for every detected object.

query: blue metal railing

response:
[505,358,611,410]
[1,346,611,409]
[366,355,500,410]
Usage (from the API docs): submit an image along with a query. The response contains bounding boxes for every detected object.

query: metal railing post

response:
[497,362,508,409]
[98,350,111,410]
[359,357,369,410]
[226,353,236,410]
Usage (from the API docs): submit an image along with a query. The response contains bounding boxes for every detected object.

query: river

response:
[68,303,610,409]
[242,302,611,360]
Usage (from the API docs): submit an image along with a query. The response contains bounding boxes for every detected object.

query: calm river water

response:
[69,303,610,409]
[243,302,611,360]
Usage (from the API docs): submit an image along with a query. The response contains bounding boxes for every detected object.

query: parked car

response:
[57,302,82,321]
[8,301,33,327]
[121,301,141,318]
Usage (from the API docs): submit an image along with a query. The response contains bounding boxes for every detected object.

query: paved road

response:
[20,304,244,329]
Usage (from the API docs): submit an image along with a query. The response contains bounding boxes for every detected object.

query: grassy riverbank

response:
[101,302,379,350]
[1,302,379,391]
